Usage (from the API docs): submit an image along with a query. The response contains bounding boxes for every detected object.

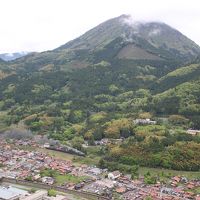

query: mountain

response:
[0,14,200,133]
[0,51,30,61]
[0,15,200,172]
[58,14,200,62]
[4,15,200,74]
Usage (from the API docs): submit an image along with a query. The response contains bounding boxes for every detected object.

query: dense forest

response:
[0,15,200,171]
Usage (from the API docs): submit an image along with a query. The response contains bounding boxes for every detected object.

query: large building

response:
[0,186,28,200]
[0,185,67,200]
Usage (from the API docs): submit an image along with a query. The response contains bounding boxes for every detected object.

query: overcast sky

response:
[1,0,200,53]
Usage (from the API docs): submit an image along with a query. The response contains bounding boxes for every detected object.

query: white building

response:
[134,118,156,125]
[187,129,200,136]
[41,176,54,185]
[108,171,121,180]
[88,167,102,176]
[0,186,28,200]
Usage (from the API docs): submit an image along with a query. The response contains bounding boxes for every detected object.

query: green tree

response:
[48,189,56,197]
[71,136,84,151]
[131,165,139,179]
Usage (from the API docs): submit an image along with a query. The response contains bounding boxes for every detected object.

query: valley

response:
[0,14,200,199]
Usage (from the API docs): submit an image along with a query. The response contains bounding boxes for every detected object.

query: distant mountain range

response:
[0,51,30,61]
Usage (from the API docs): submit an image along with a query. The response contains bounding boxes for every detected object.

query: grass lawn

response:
[55,174,89,184]
[139,167,200,179]
[42,146,101,166]
[72,155,100,166]
[39,148,77,162]
[192,187,200,195]
[73,146,102,166]
[0,111,9,132]
[186,186,200,195]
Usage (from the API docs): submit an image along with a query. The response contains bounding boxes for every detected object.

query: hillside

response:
[0,15,200,171]
[2,15,200,75]
[0,14,199,127]
[58,15,200,63]
[155,63,200,92]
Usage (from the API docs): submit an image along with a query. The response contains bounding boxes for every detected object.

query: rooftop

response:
[0,186,28,200]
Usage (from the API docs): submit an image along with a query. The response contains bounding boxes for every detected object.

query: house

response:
[108,171,121,180]
[87,167,102,176]
[116,186,126,193]
[0,186,28,200]
[172,176,181,183]
[33,174,41,180]
[187,129,200,136]
[43,143,50,148]
[134,118,156,125]
[74,183,84,190]
[41,176,54,185]
[187,182,195,189]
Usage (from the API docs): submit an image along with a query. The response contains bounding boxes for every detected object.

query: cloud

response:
[0,0,200,53]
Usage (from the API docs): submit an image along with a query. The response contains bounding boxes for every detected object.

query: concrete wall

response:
[22,191,47,200]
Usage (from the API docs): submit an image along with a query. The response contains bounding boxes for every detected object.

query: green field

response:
[39,148,77,162]
[139,167,200,179]
[40,147,101,166]
[188,187,200,195]
[55,174,89,184]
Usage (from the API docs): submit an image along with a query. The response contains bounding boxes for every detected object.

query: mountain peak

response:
[57,14,200,63]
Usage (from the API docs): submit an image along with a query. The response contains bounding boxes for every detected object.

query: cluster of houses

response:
[0,139,200,200]
[81,174,200,199]
[0,140,73,182]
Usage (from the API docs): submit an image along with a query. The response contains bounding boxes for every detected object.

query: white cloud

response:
[0,0,200,53]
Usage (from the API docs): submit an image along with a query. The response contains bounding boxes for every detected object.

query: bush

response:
[29,188,37,193]
[48,189,56,197]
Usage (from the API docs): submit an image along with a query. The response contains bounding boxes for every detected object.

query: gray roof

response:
[0,186,28,200]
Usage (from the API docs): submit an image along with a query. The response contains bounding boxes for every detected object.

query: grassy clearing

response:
[139,167,200,179]
[0,111,9,132]
[42,146,101,166]
[73,155,100,166]
[55,174,88,184]
[39,148,77,161]
[41,148,101,166]
[192,187,200,195]
[186,186,200,195]
[73,146,101,166]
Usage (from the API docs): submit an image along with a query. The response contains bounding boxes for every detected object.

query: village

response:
[0,138,200,200]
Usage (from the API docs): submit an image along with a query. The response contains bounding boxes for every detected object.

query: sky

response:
[0,0,200,53]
